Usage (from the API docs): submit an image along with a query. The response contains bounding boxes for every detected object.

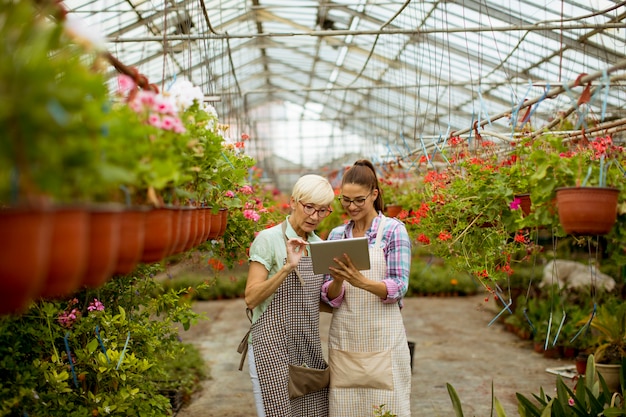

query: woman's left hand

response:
[329,254,366,289]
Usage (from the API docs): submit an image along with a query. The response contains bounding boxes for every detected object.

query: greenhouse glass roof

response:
[63,0,626,183]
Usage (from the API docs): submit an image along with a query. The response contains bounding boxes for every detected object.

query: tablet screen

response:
[308,237,370,275]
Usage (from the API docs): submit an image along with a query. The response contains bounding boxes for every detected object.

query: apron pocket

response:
[288,364,330,399]
[329,348,394,390]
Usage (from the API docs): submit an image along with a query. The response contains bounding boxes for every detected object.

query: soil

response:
[175,295,574,417]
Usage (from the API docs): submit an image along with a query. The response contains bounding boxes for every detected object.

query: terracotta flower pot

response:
[556,187,619,235]
[218,208,228,237]
[140,207,174,263]
[40,206,90,299]
[200,207,213,242]
[82,205,122,288]
[207,209,222,240]
[0,207,52,314]
[169,207,191,255]
[113,207,148,275]
[514,193,532,217]
[182,207,200,251]
[385,204,403,218]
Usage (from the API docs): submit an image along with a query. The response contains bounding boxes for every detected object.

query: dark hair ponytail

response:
[342,159,384,213]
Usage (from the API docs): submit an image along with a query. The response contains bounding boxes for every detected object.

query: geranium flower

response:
[243,209,260,222]
[509,197,521,210]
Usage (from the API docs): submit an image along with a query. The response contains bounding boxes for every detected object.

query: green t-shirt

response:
[247,216,323,325]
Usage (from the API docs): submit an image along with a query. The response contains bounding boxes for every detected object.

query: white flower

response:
[168,79,204,112]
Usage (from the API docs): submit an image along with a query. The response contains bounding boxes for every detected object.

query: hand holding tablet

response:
[308,238,371,275]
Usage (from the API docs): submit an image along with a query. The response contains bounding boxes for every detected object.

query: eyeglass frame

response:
[298,201,333,218]
[338,192,372,208]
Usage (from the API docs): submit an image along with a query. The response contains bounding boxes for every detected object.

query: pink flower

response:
[509,197,521,210]
[117,74,136,95]
[148,113,162,128]
[88,298,105,312]
[239,185,253,195]
[568,397,575,406]
[243,209,260,222]
[160,115,179,131]
[224,190,235,198]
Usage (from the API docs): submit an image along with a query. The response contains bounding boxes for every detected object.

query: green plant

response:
[522,133,626,233]
[582,298,626,364]
[0,0,121,205]
[412,135,540,287]
[516,355,626,416]
[446,381,508,417]
[447,355,626,417]
[373,403,397,417]
[0,264,208,416]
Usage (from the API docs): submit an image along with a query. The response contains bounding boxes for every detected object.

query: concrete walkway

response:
[176,295,571,417]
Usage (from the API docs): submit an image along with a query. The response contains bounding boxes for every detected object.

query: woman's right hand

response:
[285,237,309,269]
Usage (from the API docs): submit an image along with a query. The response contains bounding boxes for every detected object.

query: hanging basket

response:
[113,207,148,275]
[82,205,123,288]
[514,193,532,217]
[555,187,620,235]
[0,207,52,313]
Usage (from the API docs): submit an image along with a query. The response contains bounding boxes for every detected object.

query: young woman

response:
[322,159,412,416]
[244,174,335,417]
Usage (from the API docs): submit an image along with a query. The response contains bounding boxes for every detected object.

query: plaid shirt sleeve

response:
[380,218,412,305]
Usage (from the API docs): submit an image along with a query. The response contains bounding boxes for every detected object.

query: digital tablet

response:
[308,237,370,275]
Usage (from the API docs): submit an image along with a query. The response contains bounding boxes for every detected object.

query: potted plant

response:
[410,135,539,288]
[523,132,625,236]
[577,298,626,392]
[0,0,137,309]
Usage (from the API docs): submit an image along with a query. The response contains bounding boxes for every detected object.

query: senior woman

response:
[244,174,335,417]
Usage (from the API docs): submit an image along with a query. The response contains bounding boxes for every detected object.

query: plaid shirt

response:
[321,213,411,307]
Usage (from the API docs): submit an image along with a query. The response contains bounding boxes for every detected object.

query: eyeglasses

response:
[298,201,332,218]
[338,192,372,208]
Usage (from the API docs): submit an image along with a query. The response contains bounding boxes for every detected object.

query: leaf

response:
[87,338,99,354]
[446,383,465,417]
[493,396,508,417]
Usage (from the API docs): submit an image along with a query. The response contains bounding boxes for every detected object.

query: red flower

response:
[417,233,431,244]
[207,258,225,271]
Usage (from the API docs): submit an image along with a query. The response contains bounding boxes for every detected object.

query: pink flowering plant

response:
[211,166,289,268]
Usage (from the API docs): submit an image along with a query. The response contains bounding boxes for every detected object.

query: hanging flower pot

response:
[514,193,532,217]
[0,207,52,314]
[82,204,122,288]
[182,207,200,251]
[40,206,90,299]
[555,187,620,235]
[207,209,222,240]
[113,206,148,275]
[385,204,402,218]
[200,207,213,242]
[140,207,174,263]
[218,208,229,237]
[168,207,191,255]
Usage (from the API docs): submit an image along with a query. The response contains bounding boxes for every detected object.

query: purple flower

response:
[509,197,521,210]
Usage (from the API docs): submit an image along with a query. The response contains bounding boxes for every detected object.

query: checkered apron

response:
[250,229,329,417]
[328,217,412,417]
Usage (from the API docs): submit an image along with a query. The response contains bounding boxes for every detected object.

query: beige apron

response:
[250,223,329,417]
[328,217,411,416]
